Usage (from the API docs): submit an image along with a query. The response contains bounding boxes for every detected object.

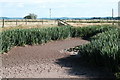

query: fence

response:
[0,19,58,28]
[0,19,120,28]
[63,19,120,26]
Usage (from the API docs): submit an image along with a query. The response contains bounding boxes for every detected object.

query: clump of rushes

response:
[65,25,120,78]
[71,25,114,39]
[77,27,120,78]
[0,25,113,54]
[78,28,120,67]
[0,26,72,53]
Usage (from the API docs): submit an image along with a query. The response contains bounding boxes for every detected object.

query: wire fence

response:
[0,19,58,28]
[63,19,120,27]
[0,19,120,28]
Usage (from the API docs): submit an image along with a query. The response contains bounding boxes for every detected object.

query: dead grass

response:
[68,23,114,27]
[0,24,59,32]
[0,19,58,31]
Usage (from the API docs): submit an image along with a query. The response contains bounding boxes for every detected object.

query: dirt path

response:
[1,38,114,78]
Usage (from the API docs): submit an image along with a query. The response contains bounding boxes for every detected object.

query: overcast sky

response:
[0,0,120,18]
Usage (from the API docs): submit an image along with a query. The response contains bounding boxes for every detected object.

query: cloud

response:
[17,3,24,8]
[0,2,24,8]
[0,0,119,17]
[0,0,68,3]
[1,0,119,4]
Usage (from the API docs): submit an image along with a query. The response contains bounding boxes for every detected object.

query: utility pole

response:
[118,1,120,26]
[49,8,51,19]
[112,8,114,25]
[112,8,114,19]
[118,1,120,17]
[2,18,4,28]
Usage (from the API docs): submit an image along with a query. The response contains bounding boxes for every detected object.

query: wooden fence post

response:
[25,19,27,25]
[42,19,43,25]
[2,19,5,28]
[118,22,120,26]
[16,19,17,26]
[112,19,114,25]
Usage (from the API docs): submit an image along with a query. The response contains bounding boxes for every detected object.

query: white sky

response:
[0,0,120,18]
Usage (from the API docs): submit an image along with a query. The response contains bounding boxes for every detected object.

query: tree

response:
[24,13,37,19]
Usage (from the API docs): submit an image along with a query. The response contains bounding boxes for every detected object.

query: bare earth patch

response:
[1,38,114,78]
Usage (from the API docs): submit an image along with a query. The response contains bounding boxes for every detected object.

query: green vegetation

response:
[71,25,115,39]
[71,25,120,79]
[24,13,37,19]
[0,26,72,53]
[78,28,119,68]
[0,25,120,78]
[1,25,113,54]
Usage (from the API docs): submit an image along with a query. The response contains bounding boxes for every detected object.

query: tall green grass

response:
[75,26,120,78]
[78,28,120,68]
[0,25,113,54]
[0,26,72,53]
[71,25,114,38]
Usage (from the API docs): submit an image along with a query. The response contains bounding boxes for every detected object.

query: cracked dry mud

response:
[1,38,114,78]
